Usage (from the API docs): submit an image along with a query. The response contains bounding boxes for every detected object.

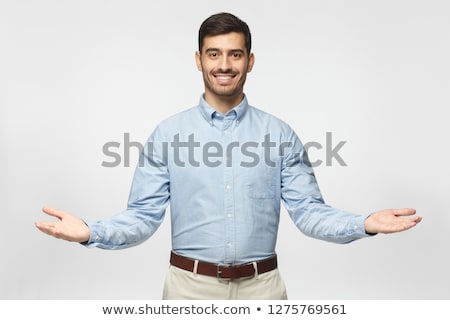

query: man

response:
[35,12,422,299]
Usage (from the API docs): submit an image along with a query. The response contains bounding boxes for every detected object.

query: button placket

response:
[222,115,236,263]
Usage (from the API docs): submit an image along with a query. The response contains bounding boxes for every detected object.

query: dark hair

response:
[198,12,252,54]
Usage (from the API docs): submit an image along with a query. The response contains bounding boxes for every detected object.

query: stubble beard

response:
[202,70,247,99]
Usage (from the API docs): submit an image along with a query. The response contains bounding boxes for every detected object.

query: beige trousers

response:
[162,265,288,300]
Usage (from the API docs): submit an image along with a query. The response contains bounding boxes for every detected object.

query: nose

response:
[219,55,231,72]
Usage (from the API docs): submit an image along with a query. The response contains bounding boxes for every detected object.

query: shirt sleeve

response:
[280,130,372,244]
[83,126,170,249]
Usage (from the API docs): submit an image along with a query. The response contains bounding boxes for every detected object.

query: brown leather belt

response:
[170,251,277,279]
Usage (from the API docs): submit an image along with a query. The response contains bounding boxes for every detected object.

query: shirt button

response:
[227,213,232,218]
[224,130,228,134]
[225,184,231,190]
[95,235,99,241]
[227,242,232,247]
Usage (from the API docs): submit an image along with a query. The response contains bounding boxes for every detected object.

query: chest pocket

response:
[246,165,278,199]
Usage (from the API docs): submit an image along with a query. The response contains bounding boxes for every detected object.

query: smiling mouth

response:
[213,73,237,84]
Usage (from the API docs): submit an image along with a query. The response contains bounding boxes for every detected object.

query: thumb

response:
[393,208,416,217]
[41,206,66,220]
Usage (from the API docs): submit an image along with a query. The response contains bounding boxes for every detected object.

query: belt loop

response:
[252,261,259,280]
[193,260,199,276]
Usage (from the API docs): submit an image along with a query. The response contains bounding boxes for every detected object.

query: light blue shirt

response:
[86,95,371,264]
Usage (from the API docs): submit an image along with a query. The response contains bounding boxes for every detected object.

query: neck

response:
[204,92,244,115]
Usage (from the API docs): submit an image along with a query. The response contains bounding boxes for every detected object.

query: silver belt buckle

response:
[216,263,231,279]
[216,265,223,278]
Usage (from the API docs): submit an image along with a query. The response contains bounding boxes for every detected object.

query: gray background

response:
[1,0,449,299]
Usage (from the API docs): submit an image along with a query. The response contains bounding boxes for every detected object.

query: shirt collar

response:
[198,94,249,125]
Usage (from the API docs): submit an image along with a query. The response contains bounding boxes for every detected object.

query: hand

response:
[365,208,422,234]
[35,206,90,243]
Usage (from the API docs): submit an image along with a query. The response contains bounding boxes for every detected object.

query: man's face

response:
[196,32,254,104]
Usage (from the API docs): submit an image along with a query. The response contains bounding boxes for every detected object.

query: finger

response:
[388,219,418,233]
[35,221,54,228]
[398,214,423,228]
[35,221,57,236]
[42,206,66,220]
[35,221,69,239]
[393,208,416,217]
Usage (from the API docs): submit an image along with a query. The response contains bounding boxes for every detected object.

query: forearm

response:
[83,208,166,249]
[288,201,373,244]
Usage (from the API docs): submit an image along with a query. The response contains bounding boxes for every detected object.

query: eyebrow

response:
[204,48,246,55]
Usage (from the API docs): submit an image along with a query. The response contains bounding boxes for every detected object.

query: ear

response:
[195,51,202,71]
[247,53,255,73]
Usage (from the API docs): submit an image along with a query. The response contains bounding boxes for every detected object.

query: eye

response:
[208,52,219,58]
[232,52,242,59]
